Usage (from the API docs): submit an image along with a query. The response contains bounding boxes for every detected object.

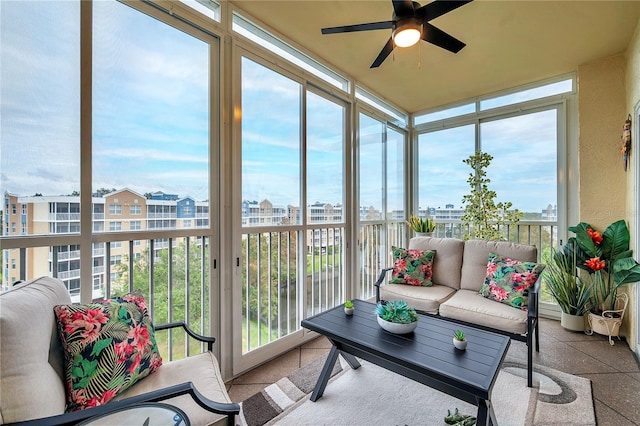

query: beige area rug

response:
[239,355,595,426]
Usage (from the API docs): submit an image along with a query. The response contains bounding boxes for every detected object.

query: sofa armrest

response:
[373,267,394,303]
[155,321,216,352]
[6,382,241,426]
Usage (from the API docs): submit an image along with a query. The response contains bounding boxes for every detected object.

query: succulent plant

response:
[376,300,417,324]
[344,300,354,309]
[453,329,466,341]
[406,215,436,233]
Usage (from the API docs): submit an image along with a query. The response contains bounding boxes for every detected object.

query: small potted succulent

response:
[406,215,436,236]
[344,300,354,315]
[453,329,467,350]
[375,300,418,334]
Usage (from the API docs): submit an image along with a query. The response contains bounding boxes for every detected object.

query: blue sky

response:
[1,0,557,214]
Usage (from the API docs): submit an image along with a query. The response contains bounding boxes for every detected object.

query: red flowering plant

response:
[566,220,640,312]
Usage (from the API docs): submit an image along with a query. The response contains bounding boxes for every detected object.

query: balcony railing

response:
[1,219,559,362]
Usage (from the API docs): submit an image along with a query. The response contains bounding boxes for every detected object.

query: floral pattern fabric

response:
[54,293,162,412]
[479,253,546,310]
[389,247,435,287]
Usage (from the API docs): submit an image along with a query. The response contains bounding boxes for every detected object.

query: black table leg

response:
[477,399,497,426]
[309,344,362,402]
[310,345,339,402]
[338,351,361,370]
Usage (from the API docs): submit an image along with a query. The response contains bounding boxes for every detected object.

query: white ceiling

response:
[230,0,640,113]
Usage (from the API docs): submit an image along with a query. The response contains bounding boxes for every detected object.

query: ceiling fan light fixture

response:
[392,19,422,48]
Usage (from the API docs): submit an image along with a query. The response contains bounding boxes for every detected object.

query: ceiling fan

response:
[321,0,473,68]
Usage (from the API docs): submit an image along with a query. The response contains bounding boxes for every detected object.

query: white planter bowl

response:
[377,316,418,334]
[453,338,468,350]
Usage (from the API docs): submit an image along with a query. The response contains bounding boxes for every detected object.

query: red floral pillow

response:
[389,247,435,287]
[54,293,162,411]
[479,253,546,310]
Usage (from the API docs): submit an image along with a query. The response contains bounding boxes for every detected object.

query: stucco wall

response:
[624,17,640,350]
[578,55,627,228]
[577,54,632,345]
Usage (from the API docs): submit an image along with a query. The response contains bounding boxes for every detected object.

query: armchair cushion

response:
[54,294,162,411]
[389,246,435,287]
[0,277,70,424]
[478,253,545,310]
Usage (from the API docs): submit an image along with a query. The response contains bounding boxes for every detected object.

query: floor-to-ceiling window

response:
[236,53,347,372]
[1,0,220,361]
[414,76,573,312]
[357,112,407,299]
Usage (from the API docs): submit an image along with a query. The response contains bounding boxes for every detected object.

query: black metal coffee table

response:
[301,299,510,426]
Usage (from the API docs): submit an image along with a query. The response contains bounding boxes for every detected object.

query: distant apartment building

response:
[2,189,210,296]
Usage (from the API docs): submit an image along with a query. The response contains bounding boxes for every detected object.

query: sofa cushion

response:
[389,246,435,287]
[114,351,231,426]
[379,284,456,315]
[54,294,163,411]
[460,239,537,291]
[439,289,529,335]
[0,277,70,423]
[479,253,545,310]
[408,237,464,290]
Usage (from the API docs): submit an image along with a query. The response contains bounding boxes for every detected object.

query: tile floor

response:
[227,318,640,425]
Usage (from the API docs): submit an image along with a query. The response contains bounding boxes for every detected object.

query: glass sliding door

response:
[358,113,406,299]
[238,55,347,371]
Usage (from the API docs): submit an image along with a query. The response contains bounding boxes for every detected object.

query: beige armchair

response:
[0,276,239,425]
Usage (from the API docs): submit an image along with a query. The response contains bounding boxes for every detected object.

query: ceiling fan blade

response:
[370,37,395,68]
[422,22,466,53]
[416,0,473,21]
[392,0,415,17]
[322,21,393,34]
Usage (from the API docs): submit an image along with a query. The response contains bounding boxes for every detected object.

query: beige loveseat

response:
[0,276,239,425]
[375,237,542,387]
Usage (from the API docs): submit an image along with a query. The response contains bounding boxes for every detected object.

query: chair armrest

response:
[6,382,240,426]
[527,275,542,319]
[374,267,394,303]
[155,321,216,352]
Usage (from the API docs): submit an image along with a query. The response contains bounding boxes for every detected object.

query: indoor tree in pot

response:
[376,300,418,334]
[566,220,640,343]
[544,246,592,331]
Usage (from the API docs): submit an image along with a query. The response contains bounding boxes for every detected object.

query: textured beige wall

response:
[577,55,627,229]
[624,17,640,350]
[577,53,631,346]
[575,15,640,350]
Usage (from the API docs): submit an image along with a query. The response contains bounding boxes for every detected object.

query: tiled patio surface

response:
[227,318,640,425]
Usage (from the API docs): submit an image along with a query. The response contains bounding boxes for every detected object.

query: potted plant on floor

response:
[406,214,436,236]
[544,246,592,331]
[376,300,418,334]
[566,220,640,344]
[452,330,467,350]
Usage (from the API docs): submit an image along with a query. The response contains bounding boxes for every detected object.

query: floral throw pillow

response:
[389,247,435,287]
[479,253,546,310]
[54,293,163,412]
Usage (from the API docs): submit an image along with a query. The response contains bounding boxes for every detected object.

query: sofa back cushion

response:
[0,277,70,423]
[408,237,464,290]
[460,239,538,291]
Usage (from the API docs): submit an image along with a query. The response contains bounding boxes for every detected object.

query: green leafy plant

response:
[406,215,436,233]
[461,151,522,241]
[344,300,354,309]
[376,300,417,324]
[543,246,592,316]
[453,330,466,341]
[566,220,640,312]
[445,408,476,425]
